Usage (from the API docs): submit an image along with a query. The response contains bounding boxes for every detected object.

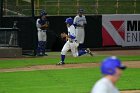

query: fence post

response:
[96,0,98,14]
[37,0,39,15]
[77,0,79,10]
[134,0,136,14]
[57,0,60,16]
[116,0,119,14]
[4,0,8,15]
[16,0,19,6]
[31,0,34,18]
[0,0,3,27]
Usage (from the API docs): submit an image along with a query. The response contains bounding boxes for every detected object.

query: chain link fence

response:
[2,0,140,16]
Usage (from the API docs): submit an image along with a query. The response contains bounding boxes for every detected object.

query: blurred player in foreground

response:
[91,56,126,93]
[36,10,49,56]
[57,17,93,65]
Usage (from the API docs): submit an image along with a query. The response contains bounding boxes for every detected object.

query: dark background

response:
[1,15,102,51]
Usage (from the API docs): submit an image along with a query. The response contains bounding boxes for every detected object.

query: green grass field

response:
[0,52,139,93]
[0,68,140,93]
[0,52,140,68]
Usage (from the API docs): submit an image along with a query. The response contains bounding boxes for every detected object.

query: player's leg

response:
[78,48,93,56]
[78,29,85,49]
[70,41,87,57]
[85,48,93,56]
[70,42,79,57]
[57,41,70,65]
[77,29,93,56]
[75,29,80,43]
[76,28,81,49]
[78,49,87,56]
[42,31,47,56]
[36,30,43,56]
[80,29,85,44]
[76,29,85,50]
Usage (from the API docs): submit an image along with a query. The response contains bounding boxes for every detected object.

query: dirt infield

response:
[121,90,140,93]
[0,61,139,72]
[94,49,140,56]
[0,49,139,72]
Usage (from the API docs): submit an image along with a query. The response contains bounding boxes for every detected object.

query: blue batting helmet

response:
[101,56,126,75]
[40,10,47,17]
[65,17,73,25]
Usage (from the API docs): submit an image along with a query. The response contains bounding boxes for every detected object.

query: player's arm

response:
[61,31,76,41]
[38,20,49,30]
[60,32,76,40]
[84,16,87,25]
[73,16,82,27]
[36,19,46,29]
[60,32,68,41]
[40,24,48,30]
[74,23,84,27]
[74,21,84,27]
[41,21,49,28]
[67,33,76,39]
[36,19,41,28]
[73,16,77,27]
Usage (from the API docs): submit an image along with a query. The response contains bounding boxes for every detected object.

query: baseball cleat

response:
[43,53,48,56]
[56,61,65,65]
[86,48,93,56]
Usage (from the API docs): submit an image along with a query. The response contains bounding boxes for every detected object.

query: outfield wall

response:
[102,14,140,46]
[1,15,140,51]
[1,15,102,51]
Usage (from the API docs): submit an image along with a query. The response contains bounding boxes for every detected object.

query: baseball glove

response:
[40,24,48,30]
[61,32,68,41]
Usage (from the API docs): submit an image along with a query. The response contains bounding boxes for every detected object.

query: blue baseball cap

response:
[65,17,73,25]
[101,56,126,75]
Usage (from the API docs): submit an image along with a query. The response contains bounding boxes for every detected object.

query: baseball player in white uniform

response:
[91,56,126,93]
[74,9,87,49]
[57,17,92,65]
[36,10,49,56]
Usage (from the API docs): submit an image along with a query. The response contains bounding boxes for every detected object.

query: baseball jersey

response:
[91,77,120,93]
[73,15,87,28]
[61,24,78,56]
[36,18,49,31]
[67,25,76,41]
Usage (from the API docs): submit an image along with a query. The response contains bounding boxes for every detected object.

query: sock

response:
[78,44,84,50]
[78,49,86,56]
[42,41,46,55]
[37,41,42,55]
[39,41,43,54]
[61,55,65,63]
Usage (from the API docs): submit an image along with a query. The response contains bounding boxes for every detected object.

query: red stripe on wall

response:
[110,21,124,31]
[102,26,117,46]
[110,21,125,40]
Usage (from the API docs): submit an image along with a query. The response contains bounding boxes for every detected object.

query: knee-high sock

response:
[78,44,84,50]
[42,41,46,54]
[78,49,86,56]
[37,41,42,54]
[61,55,65,63]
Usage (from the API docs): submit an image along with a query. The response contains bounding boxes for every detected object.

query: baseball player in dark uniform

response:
[36,10,49,56]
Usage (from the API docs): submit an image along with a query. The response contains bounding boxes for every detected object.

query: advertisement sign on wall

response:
[102,14,140,46]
